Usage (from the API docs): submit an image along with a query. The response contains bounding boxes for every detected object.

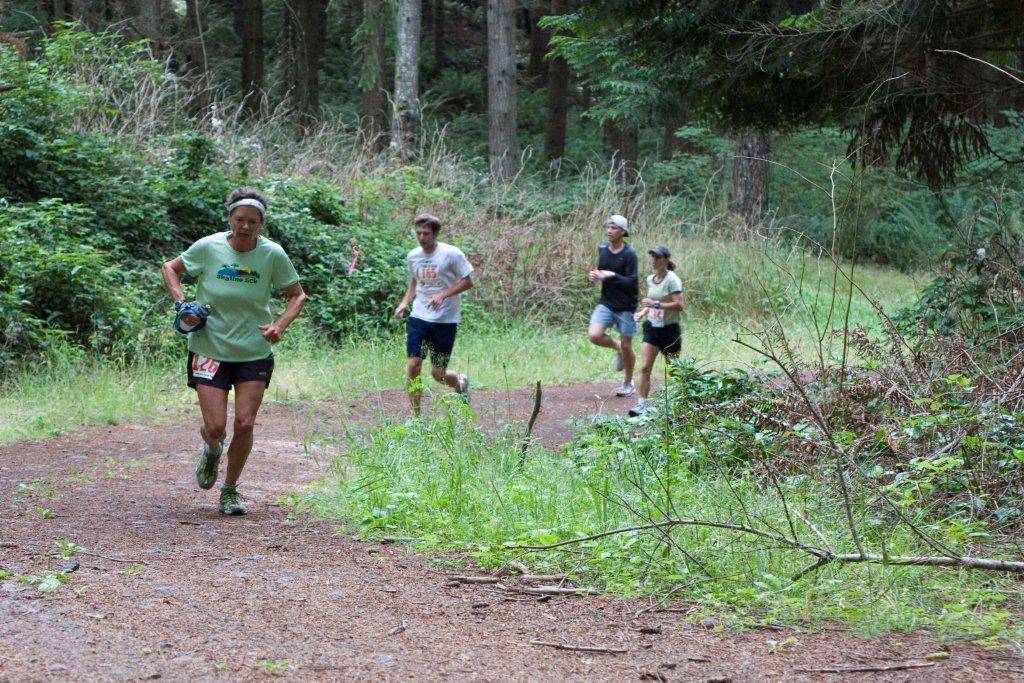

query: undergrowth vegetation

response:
[0,29,929,373]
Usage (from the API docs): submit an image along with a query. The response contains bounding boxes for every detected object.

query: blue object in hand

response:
[173,300,211,334]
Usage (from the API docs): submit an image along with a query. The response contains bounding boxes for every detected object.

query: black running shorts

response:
[187,352,274,390]
[642,322,682,355]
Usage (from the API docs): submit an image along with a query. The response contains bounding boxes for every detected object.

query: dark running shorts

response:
[406,316,458,366]
[642,322,682,355]
[187,351,274,390]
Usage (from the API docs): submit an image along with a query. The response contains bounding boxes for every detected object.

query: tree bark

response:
[606,120,638,185]
[433,0,446,70]
[543,0,568,162]
[487,0,518,183]
[359,0,388,150]
[137,0,161,52]
[526,3,549,84]
[183,0,211,118]
[237,0,263,118]
[285,0,327,132]
[731,130,772,227]
[391,0,422,161]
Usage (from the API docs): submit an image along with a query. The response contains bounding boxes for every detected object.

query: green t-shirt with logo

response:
[645,270,683,327]
[180,232,300,362]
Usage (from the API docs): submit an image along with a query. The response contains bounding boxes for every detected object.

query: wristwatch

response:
[653,301,661,310]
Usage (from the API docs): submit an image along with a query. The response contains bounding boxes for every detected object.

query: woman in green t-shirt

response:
[161,188,307,515]
[629,246,684,416]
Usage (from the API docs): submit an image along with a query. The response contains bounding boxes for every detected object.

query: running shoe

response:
[195,441,222,490]
[628,399,648,417]
[615,380,635,397]
[219,484,247,515]
[457,374,471,403]
[613,350,624,372]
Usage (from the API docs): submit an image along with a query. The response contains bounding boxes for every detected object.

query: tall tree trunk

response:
[731,131,771,227]
[391,0,422,161]
[526,3,548,84]
[237,0,263,118]
[359,0,388,150]
[433,0,446,70]
[487,0,517,183]
[71,0,88,27]
[52,0,68,22]
[285,0,327,132]
[137,0,161,52]
[184,0,211,118]
[606,121,638,185]
[543,0,568,162]
[604,120,638,185]
[661,114,682,161]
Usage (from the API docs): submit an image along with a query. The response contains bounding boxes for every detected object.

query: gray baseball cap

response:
[606,214,629,234]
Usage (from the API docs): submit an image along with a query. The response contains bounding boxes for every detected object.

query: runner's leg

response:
[429,323,462,391]
[587,322,621,352]
[407,356,424,414]
[224,380,266,485]
[196,384,229,447]
[637,342,659,399]
[430,362,461,390]
[621,335,636,383]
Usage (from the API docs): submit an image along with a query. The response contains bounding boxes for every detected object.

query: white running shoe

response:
[615,380,635,397]
[613,350,624,372]
[457,374,471,403]
[628,399,647,417]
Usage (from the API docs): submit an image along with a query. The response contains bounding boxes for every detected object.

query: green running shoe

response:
[195,441,222,490]
[219,484,247,515]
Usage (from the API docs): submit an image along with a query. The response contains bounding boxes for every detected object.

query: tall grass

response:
[300,402,1023,642]
[0,254,916,445]
[0,355,187,443]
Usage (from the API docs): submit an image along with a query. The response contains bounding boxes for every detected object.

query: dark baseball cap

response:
[648,245,671,259]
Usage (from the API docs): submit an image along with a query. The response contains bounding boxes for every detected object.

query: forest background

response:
[2,0,1024,645]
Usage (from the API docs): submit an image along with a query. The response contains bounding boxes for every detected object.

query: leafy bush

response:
[0,200,143,363]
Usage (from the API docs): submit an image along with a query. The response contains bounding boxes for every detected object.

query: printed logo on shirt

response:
[216,263,261,284]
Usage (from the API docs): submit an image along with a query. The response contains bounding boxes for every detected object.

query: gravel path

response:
[1,382,1021,681]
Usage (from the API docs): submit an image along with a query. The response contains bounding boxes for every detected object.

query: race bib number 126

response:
[191,354,221,381]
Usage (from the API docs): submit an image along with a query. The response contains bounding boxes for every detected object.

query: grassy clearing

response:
[0,356,187,444]
[0,256,917,443]
[299,401,1024,644]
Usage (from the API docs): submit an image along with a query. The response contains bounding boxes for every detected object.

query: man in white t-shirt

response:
[393,214,474,414]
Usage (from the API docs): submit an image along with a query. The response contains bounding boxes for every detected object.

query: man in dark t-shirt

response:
[587,214,638,397]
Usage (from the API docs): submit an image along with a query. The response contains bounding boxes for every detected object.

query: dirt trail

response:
[1,383,1021,681]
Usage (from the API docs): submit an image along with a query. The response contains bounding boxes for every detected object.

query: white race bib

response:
[191,354,221,380]
[649,307,665,328]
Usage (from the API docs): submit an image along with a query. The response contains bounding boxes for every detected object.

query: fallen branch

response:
[509,519,1024,578]
[511,519,826,558]
[529,639,628,654]
[520,380,543,455]
[519,585,598,596]
[795,552,1024,578]
[517,573,569,583]
[449,575,500,584]
[387,620,407,636]
[796,661,935,674]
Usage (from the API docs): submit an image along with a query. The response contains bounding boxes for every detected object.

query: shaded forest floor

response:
[1,383,1022,681]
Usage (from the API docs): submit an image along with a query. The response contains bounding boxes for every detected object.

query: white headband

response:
[228,198,266,216]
